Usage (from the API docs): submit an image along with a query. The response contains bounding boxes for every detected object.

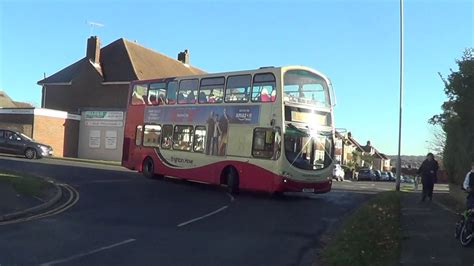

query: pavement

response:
[400,190,474,266]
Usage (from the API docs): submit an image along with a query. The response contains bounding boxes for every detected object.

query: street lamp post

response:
[396,0,404,191]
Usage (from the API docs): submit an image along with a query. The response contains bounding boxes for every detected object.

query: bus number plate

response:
[302,188,315,193]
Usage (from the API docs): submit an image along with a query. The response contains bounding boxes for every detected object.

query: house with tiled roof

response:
[0,91,33,108]
[37,36,205,113]
[336,132,391,171]
[360,141,391,171]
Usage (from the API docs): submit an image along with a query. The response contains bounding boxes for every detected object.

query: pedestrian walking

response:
[417,152,439,202]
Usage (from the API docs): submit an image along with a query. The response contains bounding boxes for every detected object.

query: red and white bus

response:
[122,66,336,194]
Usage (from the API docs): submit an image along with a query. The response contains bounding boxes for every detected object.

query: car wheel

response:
[24,148,37,159]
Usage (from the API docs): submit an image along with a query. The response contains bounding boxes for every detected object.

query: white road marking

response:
[177,206,229,227]
[227,193,235,202]
[34,196,45,202]
[40,239,136,266]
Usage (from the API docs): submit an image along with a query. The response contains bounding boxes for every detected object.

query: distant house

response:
[340,132,365,167]
[37,36,205,113]
[0,91,33,108]
[360,141,391,171]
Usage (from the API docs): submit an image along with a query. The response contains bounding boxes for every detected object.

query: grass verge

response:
[321,191,401,266]
[0,169,53,197]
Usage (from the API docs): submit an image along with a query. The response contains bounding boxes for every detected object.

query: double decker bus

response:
[122,66,336,194]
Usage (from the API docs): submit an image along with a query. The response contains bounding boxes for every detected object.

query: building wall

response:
[44,64,129,113]
[33,114,80,158]
[373,158,383,171]
[78,110,125,161]
[0,113,34,136]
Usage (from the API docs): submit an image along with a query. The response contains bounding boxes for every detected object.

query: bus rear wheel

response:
[143,157,157,179]
[225,167,239,195]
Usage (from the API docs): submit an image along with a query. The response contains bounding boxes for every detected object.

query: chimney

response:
[367,141,371,147]
[177,49,189,64]
[86,36,101,64]
[347,132,352,138]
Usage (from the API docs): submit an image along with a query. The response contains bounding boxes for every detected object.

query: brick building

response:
[0,108,80,157]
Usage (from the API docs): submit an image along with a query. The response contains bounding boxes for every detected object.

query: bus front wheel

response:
[225,167,239,195]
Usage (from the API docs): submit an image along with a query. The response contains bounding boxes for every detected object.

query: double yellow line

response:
[0,184,80,226]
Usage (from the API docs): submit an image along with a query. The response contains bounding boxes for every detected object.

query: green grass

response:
[49,156,121,167]
[321,191,401,266]
[0,170,53,197]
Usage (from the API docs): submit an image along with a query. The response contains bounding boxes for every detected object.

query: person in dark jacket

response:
[417,152,439,202]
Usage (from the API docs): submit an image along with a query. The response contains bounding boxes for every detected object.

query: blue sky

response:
[0,0,472,155]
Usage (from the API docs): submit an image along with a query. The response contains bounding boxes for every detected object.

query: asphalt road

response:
[0,156,379,266]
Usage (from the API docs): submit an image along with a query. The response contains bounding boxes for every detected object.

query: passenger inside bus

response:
[178,93,186,104]
[208,93,216,103]
[149,94,158,105]
[260,88,271,102]
[131,91,145,105]
[187,91,196,103]
[270,90,276,101]
[199,92,207,103]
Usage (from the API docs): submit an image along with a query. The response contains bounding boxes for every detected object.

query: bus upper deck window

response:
[199,77,225,104]
[166,81,178,105]
[225,75,251,103]
[149,82,167,105]
[252,73,276,102]
[178,79,199,104]
[131,84,148,105]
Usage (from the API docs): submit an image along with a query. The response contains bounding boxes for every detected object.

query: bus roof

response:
[130,65,331,86]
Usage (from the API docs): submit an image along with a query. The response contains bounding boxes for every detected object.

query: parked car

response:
[356,169,376,181]
[332,164,345,181]
[374,170,382,181]
[387,172,396,181]
[402,175,415,184]
[380,171,390,181]
[0,129,53,159]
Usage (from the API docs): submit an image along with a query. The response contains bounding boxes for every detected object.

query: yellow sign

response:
[291,111,327,125]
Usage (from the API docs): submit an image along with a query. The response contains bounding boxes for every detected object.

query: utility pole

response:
[396,0,404,191]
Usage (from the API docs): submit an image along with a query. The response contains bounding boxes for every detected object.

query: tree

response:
[429,48,474,184]
[426,125,446,156]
